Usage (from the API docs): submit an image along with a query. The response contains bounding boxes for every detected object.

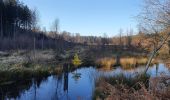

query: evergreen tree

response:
[72,53,82,67]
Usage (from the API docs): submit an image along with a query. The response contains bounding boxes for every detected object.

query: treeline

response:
[0,0,144,51]
[48,30,135,47]
[0,0,76,51]
[0,0,37,37]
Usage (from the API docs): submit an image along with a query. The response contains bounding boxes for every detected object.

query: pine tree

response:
[72,53,82,67]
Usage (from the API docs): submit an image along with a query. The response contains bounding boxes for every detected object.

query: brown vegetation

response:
[94,76,170,100]
[95,57,154,69]
[95,57,116,68]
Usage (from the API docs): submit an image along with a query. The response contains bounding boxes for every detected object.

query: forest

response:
[0,0,170,100]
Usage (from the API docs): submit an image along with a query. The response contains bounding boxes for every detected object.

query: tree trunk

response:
[0,13,3,38]
[144,33,170,74]
[33,37,36,60]
[41,36,44,50]
[144,51,155,74]
[13,22,16,49]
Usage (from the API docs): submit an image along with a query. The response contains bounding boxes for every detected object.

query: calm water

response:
[2,63,170,100]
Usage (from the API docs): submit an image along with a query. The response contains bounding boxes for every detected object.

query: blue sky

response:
[21,0,142,36]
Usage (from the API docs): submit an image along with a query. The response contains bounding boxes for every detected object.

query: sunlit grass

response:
[120,57,148,69]
[95,57,116,68]
[95,56,155,70]
[120,57,137,68]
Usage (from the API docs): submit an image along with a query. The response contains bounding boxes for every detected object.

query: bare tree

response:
[61,31,71,41]
[119,28,123,46]
[101,33,108,46]
[53,18,60,35]
[33,36,36,59]
[138,0,170,74]
[75,33,81,43]
[31,8,39,31]
[42,27,46,50]
[127,28,133,47]
[0,0,3,38]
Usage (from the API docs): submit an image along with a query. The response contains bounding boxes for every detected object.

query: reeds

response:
[95,57,116,68]
[95,57,151,69]
[120,57,148,69]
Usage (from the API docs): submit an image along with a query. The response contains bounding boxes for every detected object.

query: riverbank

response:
[0,62,170,99]
[0,46,166,86]
[93,75,170,100]
[0,63,64,85]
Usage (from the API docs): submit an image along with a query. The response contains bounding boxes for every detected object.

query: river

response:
[2,63,170,100]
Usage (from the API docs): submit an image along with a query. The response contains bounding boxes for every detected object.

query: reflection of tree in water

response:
[156,64,159,76]
[0,76,48,100]
[52,73,63,100]
[0,80,32,99]
[72,72,81,83]
[98,66,115,72]
[33,77,48,100]
[63,64,69,92]
[52,64,70,100]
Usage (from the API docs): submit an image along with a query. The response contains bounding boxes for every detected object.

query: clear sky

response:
[21,0,142,36]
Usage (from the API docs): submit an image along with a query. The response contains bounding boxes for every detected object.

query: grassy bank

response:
[0,62,63,85]
[93,74,170,100]
[0,49,158,85]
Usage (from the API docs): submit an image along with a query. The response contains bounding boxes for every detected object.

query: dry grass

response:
[137,57,148,65]
[95,57,150,69]
[120,57,148,69]
[120,57,137,68]
[94,76,170,100]
[95,57,116,67]
[94,81,156,100]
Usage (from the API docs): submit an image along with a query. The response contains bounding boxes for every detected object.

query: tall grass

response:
[120,57,137,68]
[95,57,116,67]
[95,57,152,69]
[120,57,148,69]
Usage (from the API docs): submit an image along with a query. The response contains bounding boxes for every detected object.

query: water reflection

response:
[156,64,159,76]
[98,65,115,72]
[0,63,170,100]
[72,73,81,83]
[63,65,69,92]
[0,76,48,100]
